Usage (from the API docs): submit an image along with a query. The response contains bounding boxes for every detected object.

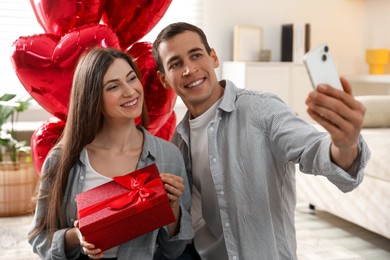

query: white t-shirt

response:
[189,98,228,259]
[82,148,119,258]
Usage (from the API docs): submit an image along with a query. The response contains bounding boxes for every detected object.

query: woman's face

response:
[101,58,144,122]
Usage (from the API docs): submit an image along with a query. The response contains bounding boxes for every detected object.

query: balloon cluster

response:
[10,0,177,174]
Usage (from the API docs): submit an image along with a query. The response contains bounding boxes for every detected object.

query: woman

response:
[28,47,193,260]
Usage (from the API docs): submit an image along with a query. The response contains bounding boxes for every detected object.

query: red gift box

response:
[76,163,176,251]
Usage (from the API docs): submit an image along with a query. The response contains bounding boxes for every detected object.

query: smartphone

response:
[303,43,344,91]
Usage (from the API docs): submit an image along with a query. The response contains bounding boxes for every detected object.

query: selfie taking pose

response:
[28,47,193,260]
[152,22,370,260]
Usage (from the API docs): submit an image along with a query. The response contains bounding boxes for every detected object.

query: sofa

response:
[296,95,390,239]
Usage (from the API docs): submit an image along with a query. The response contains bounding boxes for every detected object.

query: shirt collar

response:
[176,79,240,135]
[138,126,156,162]
[218,79,239,113]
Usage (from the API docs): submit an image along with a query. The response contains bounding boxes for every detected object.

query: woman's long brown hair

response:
[29,47,149,242]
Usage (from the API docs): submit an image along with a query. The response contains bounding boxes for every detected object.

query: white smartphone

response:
[303,43,344,91]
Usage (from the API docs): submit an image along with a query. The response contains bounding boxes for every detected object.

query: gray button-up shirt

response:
[28,127,193,260]
[172,80,370,260]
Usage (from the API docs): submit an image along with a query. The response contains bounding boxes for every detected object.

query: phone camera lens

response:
[324,46,329,52]
[322,54,327,61]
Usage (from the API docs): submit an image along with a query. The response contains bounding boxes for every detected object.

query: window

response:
[0,0,203,96]
[0,0,44,96]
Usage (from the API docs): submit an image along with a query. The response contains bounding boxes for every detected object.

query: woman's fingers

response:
[160,173,184,202]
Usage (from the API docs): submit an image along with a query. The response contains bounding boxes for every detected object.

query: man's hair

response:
[152,22,212,73]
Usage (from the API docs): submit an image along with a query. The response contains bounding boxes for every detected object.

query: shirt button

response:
[212,158,217,163]
[232,256,238,260]
[225,222,230,228]
[210,126,214,131]
[219,191,224,195]
[80,176,85,180]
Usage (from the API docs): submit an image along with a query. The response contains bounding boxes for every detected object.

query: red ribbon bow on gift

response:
[78,172,159,218]
[110,173,156,210]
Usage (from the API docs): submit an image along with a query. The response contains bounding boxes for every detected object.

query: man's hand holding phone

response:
[304,43,366,170]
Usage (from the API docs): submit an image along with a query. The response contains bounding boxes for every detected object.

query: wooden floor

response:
[295,202,390,260]
[1,202,389,259]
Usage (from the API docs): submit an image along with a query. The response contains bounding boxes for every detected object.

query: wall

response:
[364,0,390,48]
[202,0,368,77]
[364,0,390,73]
[17,0,390,126]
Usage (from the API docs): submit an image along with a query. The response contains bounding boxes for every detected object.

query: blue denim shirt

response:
[28,127,193,260]
[172,80,370,260]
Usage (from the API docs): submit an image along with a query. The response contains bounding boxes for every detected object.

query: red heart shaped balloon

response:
[31,117,65,174]
[102,0,172,49]
[11,24,120,121]
[30,0,106,36]
[154,111,176,141]
[127,42,177,139]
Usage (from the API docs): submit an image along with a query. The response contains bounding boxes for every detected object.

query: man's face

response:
[157,31,222,116]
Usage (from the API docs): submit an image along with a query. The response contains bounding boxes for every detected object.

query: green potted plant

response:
[0,93,38,216]
[0,93,32,163]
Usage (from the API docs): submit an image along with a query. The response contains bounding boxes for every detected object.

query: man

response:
[152,22,370,260]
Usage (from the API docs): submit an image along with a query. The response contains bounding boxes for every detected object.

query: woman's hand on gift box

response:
[73,220,104,259]
[160,173,184,207]
[160,173,184,237]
